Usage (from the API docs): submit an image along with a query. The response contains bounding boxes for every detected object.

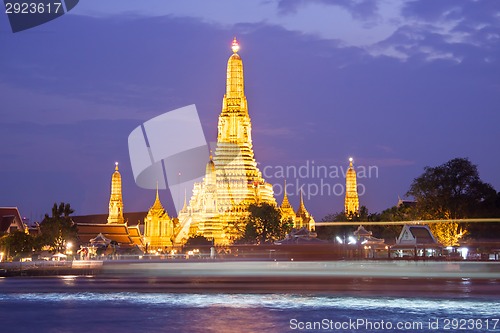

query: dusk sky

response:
[1,0,499,222]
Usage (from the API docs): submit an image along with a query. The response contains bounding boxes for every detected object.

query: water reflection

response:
[2,285,500,333]
[1,274,500,333]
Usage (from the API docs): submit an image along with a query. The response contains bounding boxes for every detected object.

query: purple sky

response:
[1,0,499,222]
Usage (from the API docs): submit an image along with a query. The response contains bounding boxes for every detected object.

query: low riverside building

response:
[390,225,443,258]
[354,225,387,259]
[73,163,145,254]
[0,207,25,235]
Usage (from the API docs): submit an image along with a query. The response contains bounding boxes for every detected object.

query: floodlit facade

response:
[294,191,316,231]
[90,39,317,248]
[176,38,277,245]
[143,187,175,251]
[75,163,144,251]
[107,162,125,224]
[279,182,315,231]
[344,158,360,219]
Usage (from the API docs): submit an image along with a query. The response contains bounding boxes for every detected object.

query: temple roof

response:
[76,223,143,248]
[72,212,146,226]
[395,224,440,247]
[0,207,24,233]
[147,187,170,219]
[296,191,309,217]
[275,227,325,245]
[280,180,293,210]
[354,225,372,237]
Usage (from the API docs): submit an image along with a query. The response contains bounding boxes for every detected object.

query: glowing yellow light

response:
[345,157,359,219]
[108,162,124,224]
[231,37,240,53]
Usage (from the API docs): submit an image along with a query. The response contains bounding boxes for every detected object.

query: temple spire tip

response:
[231,37,240,53]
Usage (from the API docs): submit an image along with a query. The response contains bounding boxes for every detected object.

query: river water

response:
[1,276,500,333]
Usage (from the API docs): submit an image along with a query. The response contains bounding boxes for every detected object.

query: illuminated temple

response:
[143,187,175,249]
[344,158,360,218]
[107,162,124,224]
[175,38,278,245]
[75,38,317,251]
[279,183,315,231]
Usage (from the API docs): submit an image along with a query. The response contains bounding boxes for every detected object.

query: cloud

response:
[400,0,500,49]
[1,10,499,220]
[402,0,500,26]
[370,24,462,62]
[368,158,416,168]
[276,0,380,20]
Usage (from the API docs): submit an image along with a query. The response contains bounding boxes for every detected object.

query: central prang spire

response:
[107,162,124,224]
[218,37,251,144]
[177,38,276,245]
[225,37,246,101]
[345,157,360,219]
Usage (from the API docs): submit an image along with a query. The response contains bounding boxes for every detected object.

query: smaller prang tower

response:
[107,162,125,224]
[344,157,359,219]
[144,186,175,251]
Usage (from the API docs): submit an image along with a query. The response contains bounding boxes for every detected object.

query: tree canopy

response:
[407,158,497,220]
[0,231,35,259]
[39,202,78,253]
[237,203,291,244]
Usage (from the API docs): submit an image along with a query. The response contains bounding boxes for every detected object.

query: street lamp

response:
[66,242,73,259]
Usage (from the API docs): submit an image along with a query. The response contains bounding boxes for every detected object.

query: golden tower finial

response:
[345,157,360,219]
[281,179,292,209]
[231,37,240,53]
[299,190,305,209]
[150,181,165,212]
[182,188,187,210]
[108,162,124,224]
[225,37,245,101]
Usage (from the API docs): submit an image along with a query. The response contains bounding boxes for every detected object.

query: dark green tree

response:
[0,231,35,260]
[240,203,290,244]
[378,204,418,222]
[185,235,213,246]
[407,158,497,220]
[316,212,352,241]
[39,202,78,253]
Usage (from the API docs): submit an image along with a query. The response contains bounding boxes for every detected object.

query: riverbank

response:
[2,259,500,278]
[1,260,500,296]
[0,260,103,277]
